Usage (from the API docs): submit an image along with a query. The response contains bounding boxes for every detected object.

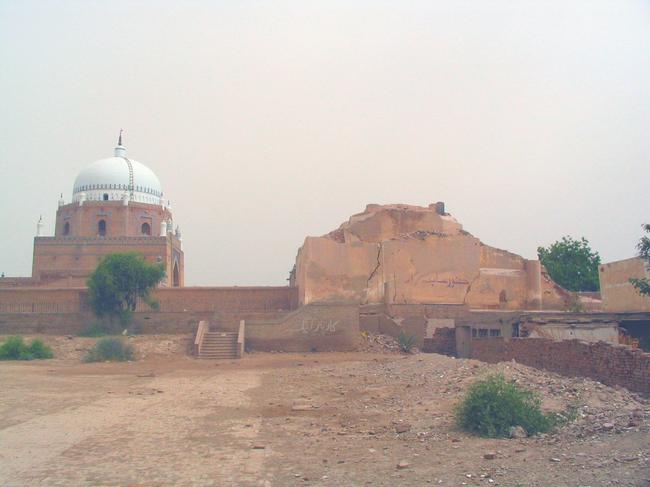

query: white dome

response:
[72,145,163,205]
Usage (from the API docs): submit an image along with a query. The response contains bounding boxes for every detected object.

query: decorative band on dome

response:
[73,183,162,197]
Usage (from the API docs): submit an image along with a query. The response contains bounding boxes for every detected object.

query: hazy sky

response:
[1,1,649,286]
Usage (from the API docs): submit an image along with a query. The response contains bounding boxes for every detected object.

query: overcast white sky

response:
[1,1,649,285]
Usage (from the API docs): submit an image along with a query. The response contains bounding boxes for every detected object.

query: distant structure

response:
[291,203,570,310]
[25,135,184,288]
[599,257,650,312]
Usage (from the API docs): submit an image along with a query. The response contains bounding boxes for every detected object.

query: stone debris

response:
[359,332,402,353]
[396,460,411,469]
[483,452,497,460]
[395,423,411,434]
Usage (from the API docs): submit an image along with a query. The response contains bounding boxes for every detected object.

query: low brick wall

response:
[0,304,360,353]
[470,337,650,395]
[0,286,299,314]
[422,327,456,355]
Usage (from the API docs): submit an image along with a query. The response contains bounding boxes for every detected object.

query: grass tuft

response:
[397,331,417,353]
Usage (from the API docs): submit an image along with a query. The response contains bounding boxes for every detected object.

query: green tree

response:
[537,236,601,292]
[630,224,650,297]
[87,253,165,325]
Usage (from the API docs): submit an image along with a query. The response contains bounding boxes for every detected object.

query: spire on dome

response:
[114,129,126,157]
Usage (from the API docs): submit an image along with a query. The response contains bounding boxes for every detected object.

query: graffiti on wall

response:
[295,318,339,335]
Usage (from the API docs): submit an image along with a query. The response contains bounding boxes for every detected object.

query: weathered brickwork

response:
[422,327,456,355]
[470,337,650,394]
[0,286,298,315]
[0,304,360,353]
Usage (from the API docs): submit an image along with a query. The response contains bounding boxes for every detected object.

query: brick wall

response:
[470,337,650,395]
[0,286,298,314]
[422,327,456,355]
[0,302,358,353]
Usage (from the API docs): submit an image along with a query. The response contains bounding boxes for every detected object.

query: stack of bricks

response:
[421,327,456,356]
[471,337,650,395]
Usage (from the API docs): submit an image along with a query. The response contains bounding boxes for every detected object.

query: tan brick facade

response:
[28,199,184,288]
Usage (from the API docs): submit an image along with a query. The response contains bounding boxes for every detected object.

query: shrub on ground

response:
[397,331,417,353]
[0,336,53,360]
[455,373,555,438]
[83,338,135,363]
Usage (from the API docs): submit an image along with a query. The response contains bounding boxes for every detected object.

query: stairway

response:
[198,331,238,359]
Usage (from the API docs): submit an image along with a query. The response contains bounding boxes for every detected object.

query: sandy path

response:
[0,366,267,486]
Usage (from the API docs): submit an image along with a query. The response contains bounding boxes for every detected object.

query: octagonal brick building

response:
[31,137,184,288]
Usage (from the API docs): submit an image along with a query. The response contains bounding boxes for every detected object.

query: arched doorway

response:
[141,222,151,235]
[98,219,107,237]
[172,261,180,287]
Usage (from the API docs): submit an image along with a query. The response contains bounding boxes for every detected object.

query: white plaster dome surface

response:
[72,144,163,204]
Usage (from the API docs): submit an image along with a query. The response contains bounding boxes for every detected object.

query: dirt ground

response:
[0,335,649,487]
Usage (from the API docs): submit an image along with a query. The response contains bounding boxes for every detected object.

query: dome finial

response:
[114,130,126,157]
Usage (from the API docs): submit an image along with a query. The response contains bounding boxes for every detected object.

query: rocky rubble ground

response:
[358,332,407,353]
[257,352,650,486]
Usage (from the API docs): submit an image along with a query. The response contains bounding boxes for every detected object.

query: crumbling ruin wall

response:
[470,337,650,394]
[600,257,650,312]
[422,328,456,355]
[294,204,567,310]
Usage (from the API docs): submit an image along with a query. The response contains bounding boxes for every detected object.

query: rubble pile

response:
[258,352,649,485]
[359,332,403,354]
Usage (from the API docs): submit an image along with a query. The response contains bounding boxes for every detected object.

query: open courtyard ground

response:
[0,335,649,487]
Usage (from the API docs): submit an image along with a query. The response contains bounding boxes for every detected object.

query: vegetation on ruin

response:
[455,374,555,438]
[630,223,650,297]
[397,331,417,353]
[0,336,53,360]
[537,236,601,292]
[87,252,165,328]
[83,337,135,362]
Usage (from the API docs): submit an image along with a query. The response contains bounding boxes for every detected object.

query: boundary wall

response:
[470,337,650,395]
[0,286,299,314]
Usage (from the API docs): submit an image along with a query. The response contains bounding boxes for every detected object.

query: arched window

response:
[63,222,70,236]
[173,262,180,287]
[103,193,109,201]
[141,222,151,235]
[98,219,106,237]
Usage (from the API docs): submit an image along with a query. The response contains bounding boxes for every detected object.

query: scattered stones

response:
[396,460,411,469]
[602,423,615,431]
[550,458,561,463]
[395,423,411,434]
[292,404,318,411]
[483,452,497,460]
[252,444,266,450]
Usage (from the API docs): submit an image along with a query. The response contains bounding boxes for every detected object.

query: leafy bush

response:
[397,331,417,353]
[83,338,135,363]
[455,374,555,438]
[0,336,53,360]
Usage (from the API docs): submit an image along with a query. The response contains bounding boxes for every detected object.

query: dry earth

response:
[0,334,649,487]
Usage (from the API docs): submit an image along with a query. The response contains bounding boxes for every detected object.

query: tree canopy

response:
[630,223,650,297]
[537,236,601,292]
[87,253,165,321]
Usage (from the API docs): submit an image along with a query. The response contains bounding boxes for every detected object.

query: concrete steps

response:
[198,331,238,359]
